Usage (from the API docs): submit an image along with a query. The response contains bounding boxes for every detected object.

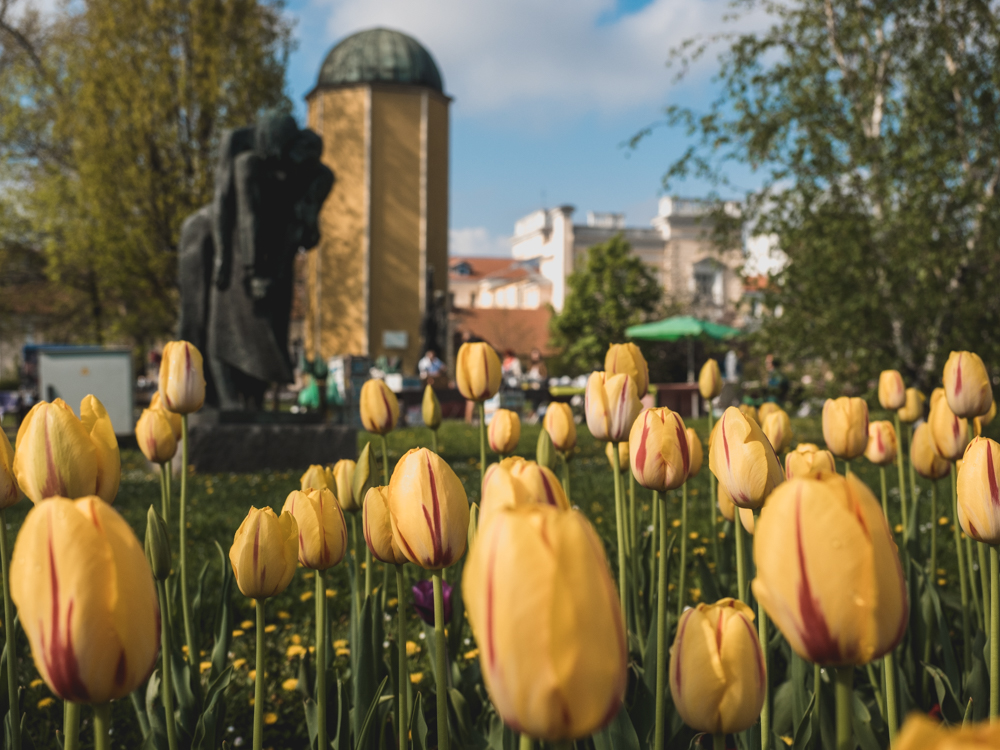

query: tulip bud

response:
[388,448,469,570]
[628,408,689,492]
[11,496,160,703]
[80,395,120,504]
[709,407,784,510]
[585,372,642,442]
[929,387,969,461]
[762,408,792,453]
[784,443,836,480]
[282,488,348,570]
[911,423,950,480]
[669,598,765,735]
[359,379,399,435]
[15,399,98,504]
[718,482,735,522]
[739,404,758,424]
[158,340,206,414]
[422,385,442,430]
[331,459,355,510]
[698,359,723,400]
[822,397,869,460]
[864,421,897,466]
[974,400,997,437]
[752,473,908,666]
[456,342,502,402]
[605,442,630,473]
[144,505,171,581]
[363,486,408,565]
[480,457,569,531]
[136,408,178,465]
[957,437,1000,545]
[878,370,906,410]
[150,391,182,439]
[535,428,556,471]
[301,464,333,493]
[897,388,926,424]
[685,427,703,479]
[229,506,298,599]
[944,350,993,419]
[605,343,649,397]
[543,402,577,453]
[488,409,521,455]
[895,709,1000,749]
[463,505,627,741]
[757,402,780,424]
[0,429,18,509]
[351,442,376,512]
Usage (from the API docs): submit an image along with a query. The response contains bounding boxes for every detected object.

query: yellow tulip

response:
[359,379,399,435]
[158,340,206,414]
[388,448,469,570]
[351,443,376,511]
[80,395,120,504]
[708,407,784,510]
[669,598,765,735]
[480,457,569,530]
[456,342,502,402]
[229,506,298,599]
[739,404,758,424]
[0,429,18,509]
[301,464,333,493]
[752,473,907,666]
[957,437,1000,545]
[136,408,178,464]
[975,400,997,437]
[685,427,703,479]
[784,443,836,480]
[488,409,521,455]
[422,385,442,430]
[896,711,1000,749]
[718,483,735,522]
[463,505,626,741]
[10,496,159,703]
[585,371,642,442]
[943,350,993,419]
[757,402,780,424]
[281,488,348,570]
[739,507,755,535]
[878,370,906,410]
[911,423,951,480]
[628,408,690,492]
[331,460,356,511]
[698,359,723,400]
[864,421,897,466]
[762,409,792,453]
[605,442,630,473]
[362,486,408,565]
[605,343,649,397]
[897,388,926,424]
[822,397,869,460]
[929,387,969,461]
[543,402,577,452]
[150,391,182,439]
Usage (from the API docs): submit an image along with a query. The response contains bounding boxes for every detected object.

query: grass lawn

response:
[4,411,977,748]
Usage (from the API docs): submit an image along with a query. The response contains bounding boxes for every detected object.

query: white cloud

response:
[449,227,512,257]
[307,0,765,120]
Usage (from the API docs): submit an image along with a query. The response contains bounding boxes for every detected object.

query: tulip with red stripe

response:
[878,370,906,410]
[708,407,784,510]
[929,387,969,461]
[822,397,869,461]
[158,341,206,414]
[864,421,898,466]
[585,372,642,443]
[628,408,689,492]
[957,437,1000,545]
[488,409,521,455]
[360,379,400,435]
[456,342,502,402]
[281,488,348,570]
[363,487,409,565]
[605,343,649,398]
[229,507,298,599]
[785,443,836,480]
[480,457,569,531]
[944,350,994,419]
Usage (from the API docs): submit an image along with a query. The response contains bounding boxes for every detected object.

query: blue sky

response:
[281,0,766,255]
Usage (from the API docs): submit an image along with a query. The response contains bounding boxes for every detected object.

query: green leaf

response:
[355,676,389,750]
[591,705,640,750]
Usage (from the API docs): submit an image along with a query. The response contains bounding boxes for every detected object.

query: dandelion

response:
[37,698,54,709]
[264,713,278,725]
[410,672,424,684]
[282,678,298,691]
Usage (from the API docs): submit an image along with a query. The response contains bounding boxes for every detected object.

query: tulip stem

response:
[884,650,898,745]
[0,509,19,750]
[879,466,888,518]
[160,462,172,526]
[733,508,747,604]
[929,482,938,587]
[395,564,408,750]
[478,402,487,492]
[611,442,628,626]
[894,413,908,537]
[991,545,999,720]
[519,735,532,750]
[950,465,972,671]
[908,426,918,534]
[179,414,195,668]
[561,455,571,504]
[157,581,179,750]
[253,599,266,750]
[432,572,450,750]
[834,666,853,750]
[755,510,771,750]
[315,571,327,750]
[63,701,80,750]
[350,515,362,618]
[654,491,668,750]
[93,703,111,750]
[707,409,719,569]
[431,428,438,454]
[713,733,725,750]
[981,542,992,634]
[677,481,688,621]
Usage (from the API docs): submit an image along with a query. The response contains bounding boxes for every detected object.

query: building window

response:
[692,259,725,307]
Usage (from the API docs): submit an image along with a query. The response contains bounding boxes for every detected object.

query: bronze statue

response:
[179,113,334,409]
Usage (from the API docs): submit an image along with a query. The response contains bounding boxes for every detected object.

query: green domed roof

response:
[317,28,444,93]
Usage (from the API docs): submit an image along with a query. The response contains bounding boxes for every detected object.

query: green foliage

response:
[656,0,1000,390]
[549,234,662,375]
[0,0,292,344]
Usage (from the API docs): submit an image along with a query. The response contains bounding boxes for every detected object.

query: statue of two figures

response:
[179,113,334,410]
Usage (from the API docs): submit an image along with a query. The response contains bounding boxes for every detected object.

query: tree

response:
[654,0,1000,391]
[0,0,293,345]
[549,234,662,374]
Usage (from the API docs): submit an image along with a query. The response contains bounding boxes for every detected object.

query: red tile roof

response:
[453,307,553,356]
[448,256,518,281]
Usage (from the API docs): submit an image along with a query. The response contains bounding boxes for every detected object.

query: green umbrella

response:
[625,315,740,382]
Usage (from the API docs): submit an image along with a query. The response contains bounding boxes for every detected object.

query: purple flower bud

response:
[412,579,452,626]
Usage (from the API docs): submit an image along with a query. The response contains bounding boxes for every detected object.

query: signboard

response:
[38,347,134,434]
[382,330,408,350]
